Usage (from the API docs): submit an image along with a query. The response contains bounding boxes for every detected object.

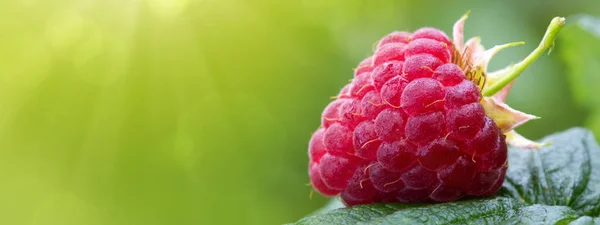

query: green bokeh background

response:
[0,0,599,224]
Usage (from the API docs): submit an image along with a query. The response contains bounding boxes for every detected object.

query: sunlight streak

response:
[146,0,190,17]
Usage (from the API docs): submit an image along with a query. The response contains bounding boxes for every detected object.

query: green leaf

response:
[295,197,579,225]
[291,128,600,225]
[500,128,600,216]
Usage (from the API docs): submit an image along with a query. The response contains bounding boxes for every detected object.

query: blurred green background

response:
[0,0,599,224]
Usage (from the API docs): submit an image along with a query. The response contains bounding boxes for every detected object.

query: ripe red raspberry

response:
[307,14,562,206]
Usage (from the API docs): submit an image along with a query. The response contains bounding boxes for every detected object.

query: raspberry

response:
[308,27,506,204]
[307,14,565,205]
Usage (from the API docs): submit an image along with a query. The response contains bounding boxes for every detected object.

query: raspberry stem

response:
[482,17,566,97]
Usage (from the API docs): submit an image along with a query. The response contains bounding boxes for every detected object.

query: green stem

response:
[482,17,566,97]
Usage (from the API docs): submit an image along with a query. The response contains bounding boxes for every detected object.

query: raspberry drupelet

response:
[307,13,566,206]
